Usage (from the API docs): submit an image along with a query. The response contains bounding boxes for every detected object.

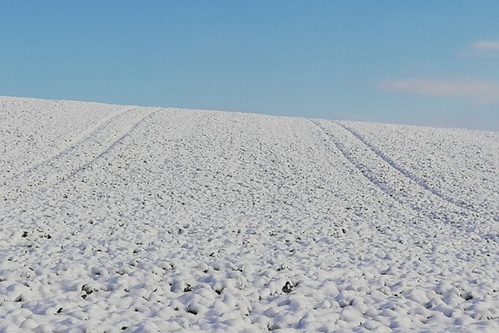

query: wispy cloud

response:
[471,40,499,50]
[460,40,499,58]
[378,78,499,103]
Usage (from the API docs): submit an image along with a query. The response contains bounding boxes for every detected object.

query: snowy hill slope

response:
[0,96,498,332]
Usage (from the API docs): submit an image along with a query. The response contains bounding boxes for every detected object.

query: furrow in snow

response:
[310,119,486,231]
[0,97,128,178]
[1,106,138,182]
[339,121,499,222]
[336,121,478,214]
[308,119,405,206]
[0,107,160,202]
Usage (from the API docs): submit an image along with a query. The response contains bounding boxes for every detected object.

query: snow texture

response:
[1,96,498,332]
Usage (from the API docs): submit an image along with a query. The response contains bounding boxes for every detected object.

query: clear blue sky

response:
[1,1,498,131]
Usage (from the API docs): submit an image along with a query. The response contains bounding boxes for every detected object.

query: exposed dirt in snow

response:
[1,97,498,332]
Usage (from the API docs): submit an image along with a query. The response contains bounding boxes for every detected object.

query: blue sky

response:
[1,1,498,131]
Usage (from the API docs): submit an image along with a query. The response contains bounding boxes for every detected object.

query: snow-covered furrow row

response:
[340,121,499,222]
[0,107,159,202]
[310,119,491,236]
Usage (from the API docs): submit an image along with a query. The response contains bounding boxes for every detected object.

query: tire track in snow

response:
[309,119,482,227]
[1,107,161,202]
[2,106,138,181]
[335,121,479,214]
[308,119,409,209]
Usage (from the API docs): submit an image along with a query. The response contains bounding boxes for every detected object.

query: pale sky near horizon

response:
[1,1,498,131]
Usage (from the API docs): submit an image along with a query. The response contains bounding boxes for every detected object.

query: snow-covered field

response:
[1,96,498,332]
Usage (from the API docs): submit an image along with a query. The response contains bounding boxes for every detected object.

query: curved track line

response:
[1,107,161,202]
[308,119,408,207]
[2,107,138,181]
[57,108,163,186]
[308,119,483,228]
[335,122,478,214]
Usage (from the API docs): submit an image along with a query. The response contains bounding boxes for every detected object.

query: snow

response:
[0,96,498,332]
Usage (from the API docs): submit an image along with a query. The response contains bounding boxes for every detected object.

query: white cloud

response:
[378,78,499,103]
[460,40,499,58]
[471,40,499,50]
